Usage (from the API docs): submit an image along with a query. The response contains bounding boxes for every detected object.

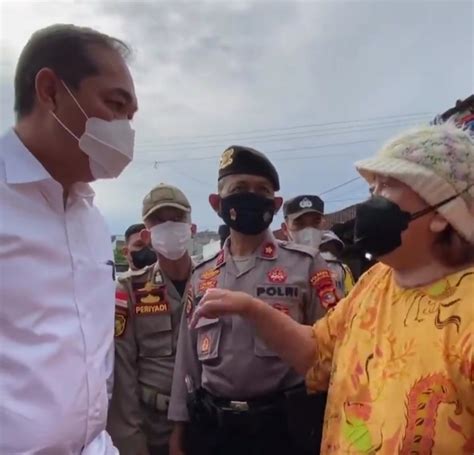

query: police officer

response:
[281,195,325,249]
[319,230,355,298]
[107,184,194,455]
[168,146,338,455]
[281,196,354,298]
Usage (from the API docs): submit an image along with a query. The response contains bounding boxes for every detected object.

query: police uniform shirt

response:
[168,231,338,422]
[107,263,190,453]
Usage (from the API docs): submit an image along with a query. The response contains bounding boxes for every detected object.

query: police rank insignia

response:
[267,267,287,283]
[198,279,217,294]
[219,148,234,169]
[201,268,220,281]
[262,243,276,259]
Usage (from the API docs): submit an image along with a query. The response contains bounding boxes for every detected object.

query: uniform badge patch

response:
[200,334,211,354]
[310,270,338,309]
[272,303,290,315]
[186,288,194,319]
[299,197,313,209]
[267,267,287,283]
[198,279,217,294]
[115,308,127,337]
[219,148,234,169]
[201,268,220,281]
[115,290,128,309]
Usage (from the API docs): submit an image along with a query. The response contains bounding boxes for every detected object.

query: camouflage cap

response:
[142,183,191,221]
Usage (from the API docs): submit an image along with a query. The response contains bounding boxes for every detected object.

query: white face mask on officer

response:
[150,221,191,260]
[289,227,323,249]
[50,81,135,180]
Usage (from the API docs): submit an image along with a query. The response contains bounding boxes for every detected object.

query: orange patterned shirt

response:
[307,263,474,454]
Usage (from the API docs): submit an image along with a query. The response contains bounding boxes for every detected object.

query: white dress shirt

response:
[0,129,117,454]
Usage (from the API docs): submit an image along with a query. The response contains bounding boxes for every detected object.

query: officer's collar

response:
[216,230,278,269]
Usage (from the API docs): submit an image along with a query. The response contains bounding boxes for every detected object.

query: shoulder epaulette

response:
[278,240,318,258]
[192,251,221,272]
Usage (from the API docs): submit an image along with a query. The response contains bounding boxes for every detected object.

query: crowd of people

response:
[0,24,473,455]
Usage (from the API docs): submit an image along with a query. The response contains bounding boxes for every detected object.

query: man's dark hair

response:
[14,24,130,118]
[124,224,145,243]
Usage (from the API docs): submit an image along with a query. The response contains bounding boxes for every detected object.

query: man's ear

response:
[429,212,449,233]
[122,246,129,256]
[140,229,151,244]
[36,68,60,112]
[191,223,197,237]
[274,196,283,212]
[209,194,220,213]
[281,222,289,240]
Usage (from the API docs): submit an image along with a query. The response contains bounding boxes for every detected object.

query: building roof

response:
[324,204,358,229]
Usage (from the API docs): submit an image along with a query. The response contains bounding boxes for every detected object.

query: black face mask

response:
[130,247,157,270]
[220,192,276,235]
[354,190,470,257]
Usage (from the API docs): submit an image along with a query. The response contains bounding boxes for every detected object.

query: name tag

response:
[135,301,170,315]
[256,285,299,298]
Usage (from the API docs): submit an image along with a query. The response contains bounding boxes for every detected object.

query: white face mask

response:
[150,221,191,260]
[51,81,135,180]
[289,227,323,249]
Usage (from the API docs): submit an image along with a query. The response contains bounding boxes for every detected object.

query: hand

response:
[169,425,185,455]
[190,288,257,328]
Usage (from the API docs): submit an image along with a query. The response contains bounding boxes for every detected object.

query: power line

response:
[319,177,362,196]
[135,138,377,165]
[138,111,433,144]
[136,116,431,153]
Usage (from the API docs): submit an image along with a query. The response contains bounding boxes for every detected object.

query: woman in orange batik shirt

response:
[191,122,474,454]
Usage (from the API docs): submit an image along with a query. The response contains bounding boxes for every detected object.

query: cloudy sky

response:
[1,0,473,235]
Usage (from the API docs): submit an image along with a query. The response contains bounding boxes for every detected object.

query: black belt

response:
[200,384,305,427]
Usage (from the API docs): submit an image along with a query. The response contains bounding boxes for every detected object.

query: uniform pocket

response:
[195,318,222,362]
[137,313,173,357]
[254,334,278,358]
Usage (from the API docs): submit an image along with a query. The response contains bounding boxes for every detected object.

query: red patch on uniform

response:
[310,270,339,309]
[273,303,290,315]
[262,243,276,258]
[198,279,217,293]
[267,267,287,283]
[201,334,211,354]
[115,290,129,305]
[186,288,194,319]
[216,250,225,268]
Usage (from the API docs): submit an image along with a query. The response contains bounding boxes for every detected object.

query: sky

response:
[1,0,473,235]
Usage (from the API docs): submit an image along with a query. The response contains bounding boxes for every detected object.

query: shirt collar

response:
[216,229,279,269]
[2,128,51,184]
[1,128,95,200]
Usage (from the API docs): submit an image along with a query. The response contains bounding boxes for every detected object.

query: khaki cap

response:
[142,183,191,220]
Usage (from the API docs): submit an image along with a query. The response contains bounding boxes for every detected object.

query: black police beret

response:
[283,195,325,219]
[218,145,280,191]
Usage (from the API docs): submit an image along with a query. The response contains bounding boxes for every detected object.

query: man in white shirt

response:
[0,24,137,454]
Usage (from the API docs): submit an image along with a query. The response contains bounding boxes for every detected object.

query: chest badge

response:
[268,267,287,284]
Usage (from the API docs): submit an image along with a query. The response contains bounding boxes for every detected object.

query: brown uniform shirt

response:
[107,264,190,453]
[168,231,338,422]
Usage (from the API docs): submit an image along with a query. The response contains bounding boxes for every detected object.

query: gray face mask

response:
[289,227,323,249]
